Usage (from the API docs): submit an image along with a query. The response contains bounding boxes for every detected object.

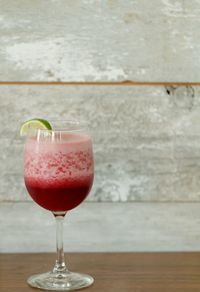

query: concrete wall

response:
[0,0,199,82]
[1,85,200,202]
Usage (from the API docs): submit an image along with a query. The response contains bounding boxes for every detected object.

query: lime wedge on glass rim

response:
[20,118,52,136]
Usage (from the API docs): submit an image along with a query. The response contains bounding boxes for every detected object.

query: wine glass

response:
[23,121,94,291]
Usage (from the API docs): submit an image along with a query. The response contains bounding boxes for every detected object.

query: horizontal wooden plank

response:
[0,84,200,202]
[0,81,200,86]
[3,252,200,291]
[0,0,200,82]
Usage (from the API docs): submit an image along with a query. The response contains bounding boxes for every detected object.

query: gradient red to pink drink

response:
[24,132,94,211]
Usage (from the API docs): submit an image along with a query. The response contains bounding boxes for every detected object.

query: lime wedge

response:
[20,118,52,136]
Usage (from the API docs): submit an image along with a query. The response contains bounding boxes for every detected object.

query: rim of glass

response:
[28,120,89,134]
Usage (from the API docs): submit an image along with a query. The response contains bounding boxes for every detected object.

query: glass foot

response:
[27,271,94,291]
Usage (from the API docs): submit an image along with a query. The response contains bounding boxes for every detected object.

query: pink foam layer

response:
[24,133,93,180]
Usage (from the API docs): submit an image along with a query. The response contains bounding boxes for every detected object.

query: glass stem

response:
[53,214,67,274]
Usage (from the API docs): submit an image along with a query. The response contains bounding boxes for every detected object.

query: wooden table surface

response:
[1,252,200,291]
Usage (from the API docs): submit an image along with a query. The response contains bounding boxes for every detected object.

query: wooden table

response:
[1,253,200,291]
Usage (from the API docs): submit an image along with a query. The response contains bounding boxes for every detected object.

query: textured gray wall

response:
[0,1,199,202]
[2,202,200,252]
[0,85,200,202]
[0,0,199,82]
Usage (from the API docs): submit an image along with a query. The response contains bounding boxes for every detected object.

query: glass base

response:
[27,271,94,291]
